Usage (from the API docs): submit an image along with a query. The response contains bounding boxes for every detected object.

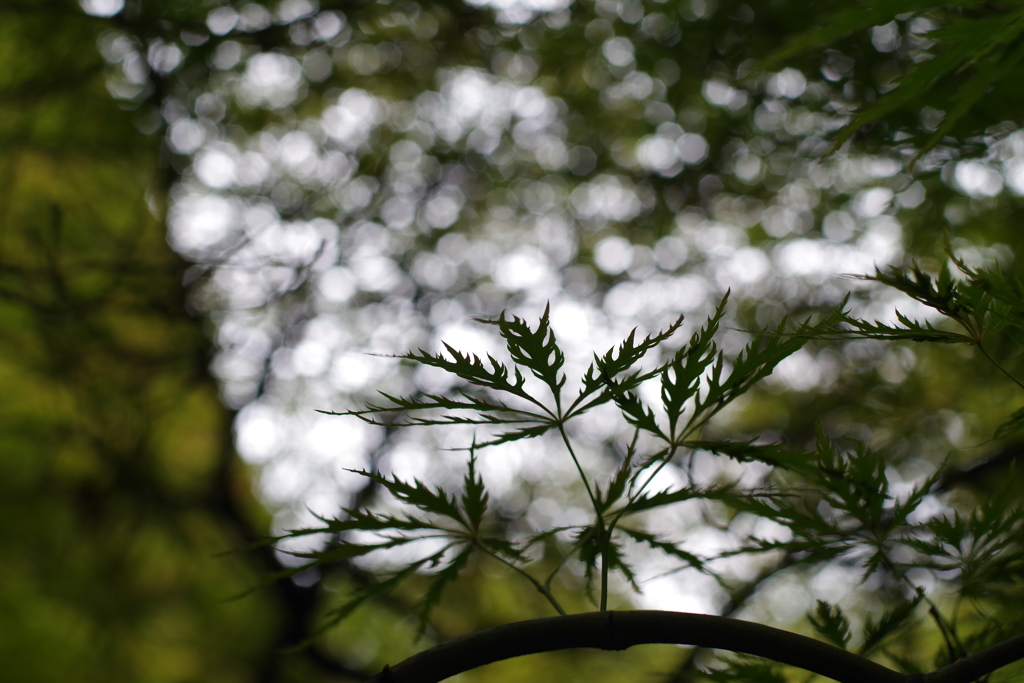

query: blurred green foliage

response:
[0,6,351,682]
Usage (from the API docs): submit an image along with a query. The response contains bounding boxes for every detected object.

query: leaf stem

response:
[544,527,594,593]
[977,342,1024,392]
[475,542,567,616]
[557,425,600,518]
[599,534,609,612]
[886,557,967,663]
[556,425,609,609]
[619,444,680,522]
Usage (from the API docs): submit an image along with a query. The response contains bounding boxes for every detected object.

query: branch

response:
[933,443,1024,492]
[926,631,1024,683]
[368,611,1024,683]
[665,551,799,682]
[368,611,887,683]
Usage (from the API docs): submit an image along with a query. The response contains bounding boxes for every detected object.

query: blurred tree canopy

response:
[2,0,1024,681]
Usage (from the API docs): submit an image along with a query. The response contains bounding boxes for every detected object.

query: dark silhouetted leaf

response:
[809,600,851,649]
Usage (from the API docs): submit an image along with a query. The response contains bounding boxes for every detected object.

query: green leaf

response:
[475,303,566,401]
[833,9,1022,157]
[574,525,603,601]
[597,440,636,514]
[616,526,705,573]
[568,313,686,417]
[577,528,638,595]
[471,422,558,448]
[832,314,974,345]
[751,1,976,76]
[478,536,526,561]
[754,2,1024,160]
[905,482,1024,597]
[833,263,993,344]
[618,481,740,516]
[349,469,467,528]
[808,600,851,649]
[283,539,405,564]
[722,430,944,578]
[859,591,925,658]
[311,507,448,534]
[956,261,1024,338]
[683,440,814,472]
[963,260,1024,306]
[660,296,728,437]
[825,38,979,157]
[914,26,1024,167]
[389,343,546,409]
[229,540,398,601]
[689,323,804,431]
[325,390,545,422]
[995,405,1024,440]
[461,447,488,534]
[418,545,473,633]
[322,390,557,447]
[590,314,687,381]
[686,306,847,435]
[602,377,665,439]
[285,561,426,652]
[869,263,968,320]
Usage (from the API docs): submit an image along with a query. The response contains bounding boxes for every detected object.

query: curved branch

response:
[368,611,1024,683]
[666,551,799,682]
[927,632,1024,683]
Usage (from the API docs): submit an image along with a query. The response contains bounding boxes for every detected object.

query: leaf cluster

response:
[820,257,1024,435]
[297,296,846,627]
[269,263,1024,666]
[725,430,944,578]
[760,2,1024,165]
[903,481,1024,598]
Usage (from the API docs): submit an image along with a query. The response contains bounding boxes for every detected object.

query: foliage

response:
[311,295,837,618]
[9,0,1024,682]
[0,10,295,683]
[278,257,1024,680]
[759,2,1024,165]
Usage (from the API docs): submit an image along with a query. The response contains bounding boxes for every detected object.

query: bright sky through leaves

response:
[88,0,1024,633]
